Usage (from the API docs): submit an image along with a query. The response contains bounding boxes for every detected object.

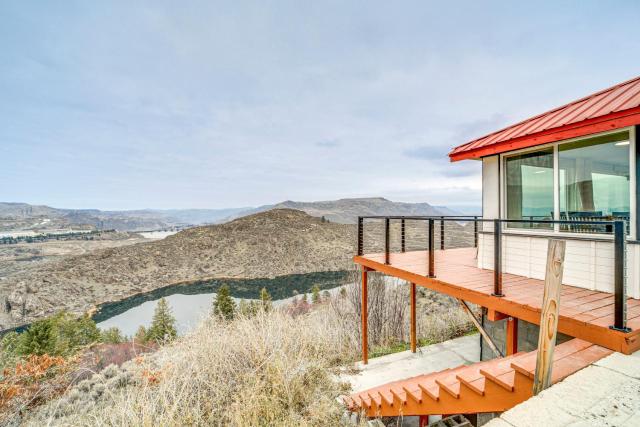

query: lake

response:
[94,271,350,336]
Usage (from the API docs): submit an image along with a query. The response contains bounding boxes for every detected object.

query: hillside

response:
[228,197,460,224]
[0,202,248,232]
[0,209,355,329]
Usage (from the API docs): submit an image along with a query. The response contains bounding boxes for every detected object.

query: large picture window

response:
[559,131,630,232]
[503,130,631,234]
[505,148,554,229]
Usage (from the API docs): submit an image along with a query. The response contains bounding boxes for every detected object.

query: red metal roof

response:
[449,75,640,161]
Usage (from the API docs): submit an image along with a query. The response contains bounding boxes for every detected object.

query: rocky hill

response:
[0,209,355,329]
[227,197,460,224]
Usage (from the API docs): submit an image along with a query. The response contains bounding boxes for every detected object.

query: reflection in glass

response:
[559,132,630,233]
[505,148,554,229]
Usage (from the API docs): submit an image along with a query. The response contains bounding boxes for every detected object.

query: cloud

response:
[1,1,638,210]
[315,139,340,148]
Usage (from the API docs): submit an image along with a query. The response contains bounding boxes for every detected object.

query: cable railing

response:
[356,216,630,333]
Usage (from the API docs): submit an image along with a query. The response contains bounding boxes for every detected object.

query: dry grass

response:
[21,276,474,426]
[27,308,361,427]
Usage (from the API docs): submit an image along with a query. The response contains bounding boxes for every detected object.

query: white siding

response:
[482,155,499,232]
[477,234,640,299]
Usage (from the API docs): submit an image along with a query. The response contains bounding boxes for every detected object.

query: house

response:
[346,76,640,425]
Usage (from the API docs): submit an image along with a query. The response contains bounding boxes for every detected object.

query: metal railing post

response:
[492,219,504,297]
[357,216,363,256]
[474,216,478,248]
[440,216,445,250]
[611,220,630,332]
[384,218,390,265]
[401,219,406,253]
[428,219,435,278]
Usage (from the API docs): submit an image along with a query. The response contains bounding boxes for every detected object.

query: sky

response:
[1,1,640,211]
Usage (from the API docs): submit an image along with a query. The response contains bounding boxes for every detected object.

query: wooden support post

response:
[410,282,417,353]
[419,415,429,427]
[361,268,369,365]
[533,239,566,395]
[506,317,518,356]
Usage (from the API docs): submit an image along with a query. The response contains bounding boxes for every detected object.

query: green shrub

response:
[259,287,272,312]
[18,317,56,356]
[311,284,321,304]
[134,326,148,344]
[53,313,101,354]
[100,327,126,344]
[2,311,106,362]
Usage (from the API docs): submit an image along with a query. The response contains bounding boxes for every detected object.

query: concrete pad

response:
[344,334,480,393]
[484,419,515,427]
[594,351,640,379]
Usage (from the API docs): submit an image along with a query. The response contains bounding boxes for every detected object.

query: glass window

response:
[505,148,554,229]
[559,132,630,232]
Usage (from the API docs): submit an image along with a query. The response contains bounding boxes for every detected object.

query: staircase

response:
[345,339,612,417]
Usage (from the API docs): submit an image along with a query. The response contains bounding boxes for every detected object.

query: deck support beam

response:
[410,282,417,353]
[361,267,368,364]
[458,299,504,358]
[506,317,518,356]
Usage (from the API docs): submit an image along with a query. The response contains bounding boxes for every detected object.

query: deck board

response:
[355,247,640,354]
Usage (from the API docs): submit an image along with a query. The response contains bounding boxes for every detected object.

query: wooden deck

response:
[354,247,640,354]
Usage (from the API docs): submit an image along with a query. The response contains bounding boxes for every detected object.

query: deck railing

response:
[356,215,630,333]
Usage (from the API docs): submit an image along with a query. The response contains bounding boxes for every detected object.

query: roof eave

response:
[449,107,640,162]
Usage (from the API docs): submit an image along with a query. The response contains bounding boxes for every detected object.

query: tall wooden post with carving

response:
[533,239,566,395]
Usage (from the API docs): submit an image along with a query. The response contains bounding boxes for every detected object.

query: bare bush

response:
[331,271,409,347]
[331,269,474,351]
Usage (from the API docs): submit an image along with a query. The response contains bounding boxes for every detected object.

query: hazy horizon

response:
[2,1,639,210]
[0,196,482,214]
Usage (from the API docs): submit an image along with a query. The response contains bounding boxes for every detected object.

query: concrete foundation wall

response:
[480,313,572,361]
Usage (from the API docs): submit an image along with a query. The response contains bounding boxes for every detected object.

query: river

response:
[94,271,350,337]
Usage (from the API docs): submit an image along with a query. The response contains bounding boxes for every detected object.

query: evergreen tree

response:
[213,285,236,320]
[146,298,177,343]
[134,326,148,344]
[339,287,347,299]
[55,312,101,354]
[18,318,55,356]
[101,327,126,344]
[311,285,321,304]
[260,287,272,312]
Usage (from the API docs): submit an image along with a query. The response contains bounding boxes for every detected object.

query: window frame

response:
[499,126,636,240]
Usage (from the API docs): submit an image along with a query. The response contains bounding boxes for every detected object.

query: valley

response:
[0,209,355,330]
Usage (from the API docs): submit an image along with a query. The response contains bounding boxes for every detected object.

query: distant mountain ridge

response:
[226,197,462,224]
[0,198,476,232]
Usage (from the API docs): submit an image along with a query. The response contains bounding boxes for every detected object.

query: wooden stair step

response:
[511,338,595,379]
[480,368,516,391]
[549,345,613,383]
[418,381,441,401]
[435,373,462,398]
[367,392,381,408]
[456,352,524,395]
